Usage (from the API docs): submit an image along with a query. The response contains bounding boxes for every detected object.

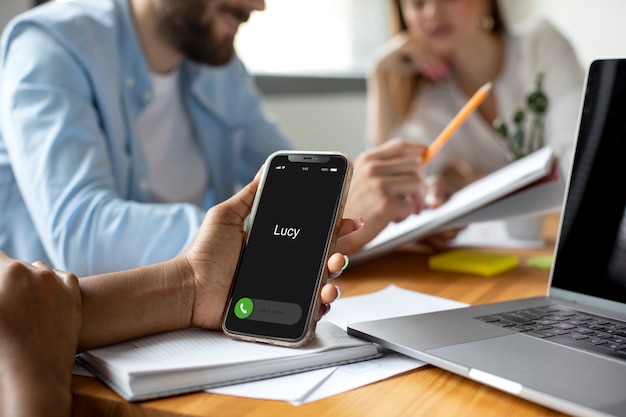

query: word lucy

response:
[273,224,301,240]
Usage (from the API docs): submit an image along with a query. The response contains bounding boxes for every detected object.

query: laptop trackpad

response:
[426,334,626,414]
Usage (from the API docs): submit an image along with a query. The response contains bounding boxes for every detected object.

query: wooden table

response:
[71,215,568,416]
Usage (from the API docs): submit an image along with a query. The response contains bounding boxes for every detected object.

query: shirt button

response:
[137,180,149,192]
[142,91,151,101]
[125,77,135,87]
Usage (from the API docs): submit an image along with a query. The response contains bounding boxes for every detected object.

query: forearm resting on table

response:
[77,258,193,351]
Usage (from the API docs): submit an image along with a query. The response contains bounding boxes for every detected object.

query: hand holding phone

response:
[222,151,353,347]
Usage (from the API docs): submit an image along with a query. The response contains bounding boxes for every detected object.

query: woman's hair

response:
[389,0,507,121]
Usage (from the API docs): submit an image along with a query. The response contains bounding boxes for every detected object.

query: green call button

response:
[234,297,254,319]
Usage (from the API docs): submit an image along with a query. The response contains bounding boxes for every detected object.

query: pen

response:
[422,81,493,165]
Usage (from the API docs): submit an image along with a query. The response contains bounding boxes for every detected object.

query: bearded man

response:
[0,0,428,277]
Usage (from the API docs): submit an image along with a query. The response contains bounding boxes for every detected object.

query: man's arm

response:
[0,21,204,276]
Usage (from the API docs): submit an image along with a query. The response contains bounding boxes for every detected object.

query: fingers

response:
[377,33,450,80]
[327,253,349,280]
[392,191,427,221]
[425,162,474,209]
[32,260,78,284]
[318,253,350,320]
[360,139,427,205]
[366,154,422,179]
[318,283,341,319]
[425,175,451,208]
[339,140,430,252]
[203,167,263,230]
[399,36,450,81]
[318,303,331,319]
[30,260,81,301]
[354,138,428,217]
[328,253,349,273]
[230,169,262,218]
[375,171,428,220]
[420,227,464,251]
[337,217,365,238]
[52,269,81,294]
[318,282,342,319]
[31,260,52,271]
[414,52,451,81]
[320,283,340,304]
[361,138,427,162]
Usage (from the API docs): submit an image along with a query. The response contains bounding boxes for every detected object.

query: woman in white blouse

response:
[368,0,584,206]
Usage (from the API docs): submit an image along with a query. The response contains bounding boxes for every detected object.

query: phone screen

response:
[223,152,351,344]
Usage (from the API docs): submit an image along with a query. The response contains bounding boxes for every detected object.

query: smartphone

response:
[222,151,353,347]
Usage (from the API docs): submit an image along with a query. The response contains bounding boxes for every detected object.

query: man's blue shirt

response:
[0,0,292,276]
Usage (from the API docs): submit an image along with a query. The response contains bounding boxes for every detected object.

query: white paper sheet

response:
[208,285,467,404]
[451,220,545,249]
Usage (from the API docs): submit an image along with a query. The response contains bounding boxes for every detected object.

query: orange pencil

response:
[422,81,493,165]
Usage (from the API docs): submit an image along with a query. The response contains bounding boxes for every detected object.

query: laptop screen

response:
[551,59,626,308]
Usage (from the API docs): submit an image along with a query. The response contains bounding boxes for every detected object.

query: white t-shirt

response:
[136,69,208,206]
[397,18,584,177]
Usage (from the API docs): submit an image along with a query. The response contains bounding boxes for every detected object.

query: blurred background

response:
[2,0,625,159]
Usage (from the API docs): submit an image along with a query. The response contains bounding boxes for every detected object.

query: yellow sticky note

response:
[428,250,519,277]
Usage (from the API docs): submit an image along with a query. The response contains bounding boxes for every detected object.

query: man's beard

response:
[154,1,249,66]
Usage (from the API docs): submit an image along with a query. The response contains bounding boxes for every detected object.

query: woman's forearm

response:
[77,258,194,351]
[367,66,399,147]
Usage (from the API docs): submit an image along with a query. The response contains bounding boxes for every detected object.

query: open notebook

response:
[351,145,562,265]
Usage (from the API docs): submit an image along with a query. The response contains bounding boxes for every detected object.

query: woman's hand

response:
[373,32,450,81]
[337,139,428,254]
[418,159,479,250]
[181,173,363,330]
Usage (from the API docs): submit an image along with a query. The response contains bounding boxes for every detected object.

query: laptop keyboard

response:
[475,305,626,361]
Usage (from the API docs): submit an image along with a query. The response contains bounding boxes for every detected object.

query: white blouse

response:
[396,18,585,177]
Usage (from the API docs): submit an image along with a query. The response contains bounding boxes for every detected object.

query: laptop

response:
[348,58,626,417]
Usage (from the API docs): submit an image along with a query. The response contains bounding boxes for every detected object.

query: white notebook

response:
[351,146,560,265]
[75,321,380,401]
